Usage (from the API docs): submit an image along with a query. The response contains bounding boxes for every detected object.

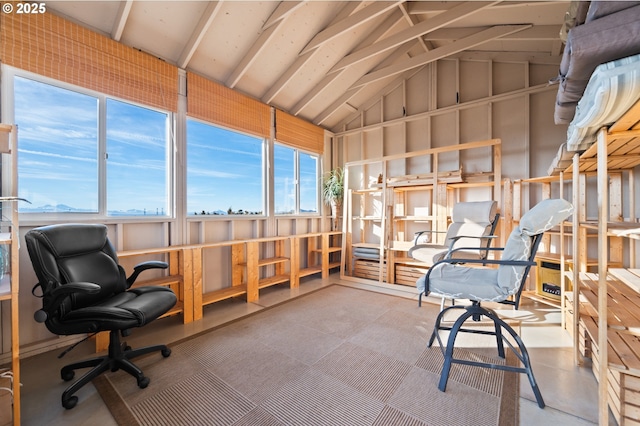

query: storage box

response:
[354,259,386,280]
[395,264,429,286]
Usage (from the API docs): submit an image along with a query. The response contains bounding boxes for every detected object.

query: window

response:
[15,76,99,213]
[187,119,264,215]
[106,99,169,216]
[13,73,170,216]
[274,144,319,215]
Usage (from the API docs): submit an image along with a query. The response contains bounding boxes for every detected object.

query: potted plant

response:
[322,167,344,228]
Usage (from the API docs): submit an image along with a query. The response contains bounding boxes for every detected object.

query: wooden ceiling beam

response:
[262,1,305,30]
[111,0,133,42]
[352,24,531,88]
[261,2,362,104]
[330,1,499,73]
[289,8,406,115]
[300,1,402,55]
[177,1,224,69]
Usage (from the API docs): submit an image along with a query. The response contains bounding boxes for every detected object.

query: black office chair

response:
[25,223,178,409]
[417,198,573,409]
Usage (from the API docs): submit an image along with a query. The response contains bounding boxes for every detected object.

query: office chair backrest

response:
[444,200,498,250]
[25,224,126,322]
[496,199,573,301]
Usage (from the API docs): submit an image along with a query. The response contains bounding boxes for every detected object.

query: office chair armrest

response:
[34,282,101,323]
[52,281,102,296]
[448,235,498,242]
[413,229,446,245]
[126,260,169,287]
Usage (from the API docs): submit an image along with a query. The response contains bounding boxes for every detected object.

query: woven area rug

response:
[94,285,519,426]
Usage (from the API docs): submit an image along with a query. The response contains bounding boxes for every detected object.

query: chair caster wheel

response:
[138,376,150,388]
[61,370,75,381]
[161,348,171,358]
[62,396,78,409]
[123,345,132,352]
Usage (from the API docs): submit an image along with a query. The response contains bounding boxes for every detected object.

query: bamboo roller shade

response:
[275,109,324,154]
[0,11,178,112]
[1,10,324,153]
[187,72,271,139]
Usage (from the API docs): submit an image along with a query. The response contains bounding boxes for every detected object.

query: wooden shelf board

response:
[392,256,428,267]
[609,269,640,293]
[393,216,435,221]
[130,275,182,289]
[258,275,290,289]
[309,247,341,254]
[352,243,380,249]
[521,290,561,307]
[328,261,341,269]
[578,272,640,333]
[202,285,248,306]
[239,256,289,268]
[299,266,322,278]
[580,315,640,375]
[257,256,289,267]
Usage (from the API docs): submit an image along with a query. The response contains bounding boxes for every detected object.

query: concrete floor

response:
[15,273,610,425]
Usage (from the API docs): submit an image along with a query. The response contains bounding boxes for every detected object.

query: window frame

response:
[273,141,321,217]
[185,116,267,217]
[3,66,174,222]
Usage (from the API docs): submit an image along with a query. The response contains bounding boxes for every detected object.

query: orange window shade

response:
[187,72,271,139]
[275,109,324,154]
[0,11,178,112]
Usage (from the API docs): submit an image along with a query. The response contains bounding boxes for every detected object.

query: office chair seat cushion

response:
[60,286,176,333]
[417,264,503,302]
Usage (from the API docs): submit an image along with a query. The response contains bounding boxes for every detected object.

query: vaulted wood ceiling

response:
[47,1,568,132]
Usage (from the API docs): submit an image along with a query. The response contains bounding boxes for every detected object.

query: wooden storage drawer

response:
[395,264,428,286]
[354,259,386,280]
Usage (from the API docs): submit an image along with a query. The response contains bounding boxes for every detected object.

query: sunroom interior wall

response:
[437,60,458,109]
[460,106,492,173]
[341,57,569,212]
[493,62,526,94]
[406,119,431,174]
[431,112,460,172]
[383,83,405,122]
[530,90,570,180]
[405,66,431,116]
[383,123,406,177]
[460,61,490,103]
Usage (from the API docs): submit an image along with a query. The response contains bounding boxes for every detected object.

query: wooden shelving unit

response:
[341,139,502,287]
[564,100,640,425]
[0,124,20,426]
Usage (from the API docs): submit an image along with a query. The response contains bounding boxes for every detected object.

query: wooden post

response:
[246,241,259,302]
[182,248,195,323]
[572,152,582,366]
[596,127,609,425]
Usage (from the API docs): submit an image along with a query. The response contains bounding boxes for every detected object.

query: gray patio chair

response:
[417,198,573,409]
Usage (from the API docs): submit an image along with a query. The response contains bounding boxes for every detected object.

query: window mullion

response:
[98,95,108,216]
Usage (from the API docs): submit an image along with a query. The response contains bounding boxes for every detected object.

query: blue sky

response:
[14,75,318,216]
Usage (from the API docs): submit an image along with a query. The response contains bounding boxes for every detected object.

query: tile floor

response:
[15,273,611,425]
